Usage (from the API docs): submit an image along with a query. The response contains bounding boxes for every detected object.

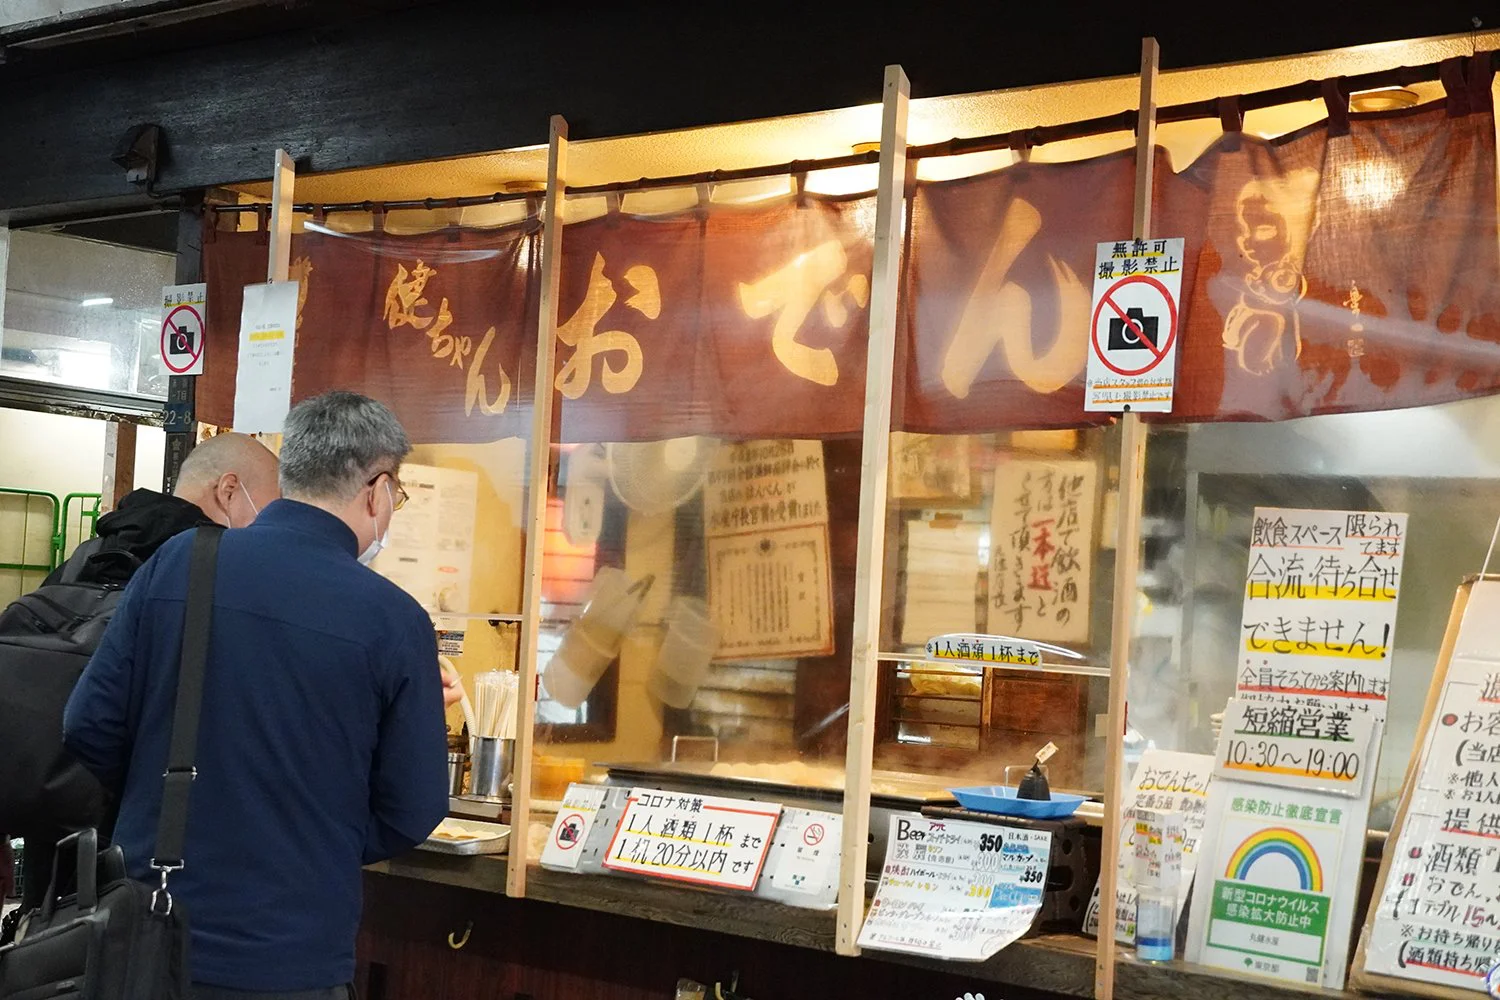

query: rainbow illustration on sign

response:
[1225,828,1323,892]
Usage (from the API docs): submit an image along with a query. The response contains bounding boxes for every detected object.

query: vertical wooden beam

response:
[267,149,295,284]
[1095,35,1159,1000]
[101,421,137,511]
[836,64,909,957]
[163,195,203,494]
[508,115,568,900]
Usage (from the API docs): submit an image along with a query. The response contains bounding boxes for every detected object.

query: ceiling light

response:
[851,141,880,155]
[1349,88,1419,113]
[79,297,113,307]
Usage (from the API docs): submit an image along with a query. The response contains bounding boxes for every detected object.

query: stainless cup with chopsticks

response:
[464,668,520,801]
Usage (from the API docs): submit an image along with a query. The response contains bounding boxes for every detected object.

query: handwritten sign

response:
[1237,507,1408,719]
[925,633,1041,669]
[1084,750,1213,943]
[857,814,1051,961]
[988,458,1097,644]
[540,783,609,871]
[1214,697,1375,796]
[232,281,300,433]
[602,788,782,891]
[1367,581,1500,990]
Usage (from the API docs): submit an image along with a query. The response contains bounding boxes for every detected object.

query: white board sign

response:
[540,783,609,871]
[160,282,207,377]
[1236,507,1408,721]
[1366,581,1500,990]
[232,281,299,433]
[858,814,1051,962]
[1085,238,1184,413]
[602,788,781,891]
[1214,697,1376,797]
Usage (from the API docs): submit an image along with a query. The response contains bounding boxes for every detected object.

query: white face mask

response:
[358,482,395,566]
[224,484,260,529]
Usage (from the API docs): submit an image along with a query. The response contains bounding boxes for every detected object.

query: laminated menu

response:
[1363,580,1500,992]
[858,814,1051,962]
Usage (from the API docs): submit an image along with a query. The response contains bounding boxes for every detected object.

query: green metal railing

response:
[0,489,104,596]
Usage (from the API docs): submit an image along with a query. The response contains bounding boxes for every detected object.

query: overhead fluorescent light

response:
[79,296,113,307]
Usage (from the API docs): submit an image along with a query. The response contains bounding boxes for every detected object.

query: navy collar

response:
[251,499,360,557]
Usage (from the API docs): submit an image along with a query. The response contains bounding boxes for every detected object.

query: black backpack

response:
[0,581,122,833]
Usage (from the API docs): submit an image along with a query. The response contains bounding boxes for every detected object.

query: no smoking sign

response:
[1084,238,1184,413]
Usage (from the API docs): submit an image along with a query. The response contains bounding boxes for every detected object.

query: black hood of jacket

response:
[61,489,215,586]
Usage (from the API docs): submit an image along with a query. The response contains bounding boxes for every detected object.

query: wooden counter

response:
[362,853,1377,1000]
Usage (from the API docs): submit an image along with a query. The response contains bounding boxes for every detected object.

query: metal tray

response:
[599,760,959,806]
[418,819,510,856]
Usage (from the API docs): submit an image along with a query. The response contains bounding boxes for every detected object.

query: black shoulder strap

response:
[152,525,224,872]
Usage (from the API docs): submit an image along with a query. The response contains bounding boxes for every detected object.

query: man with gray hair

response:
[65,391,451,1000]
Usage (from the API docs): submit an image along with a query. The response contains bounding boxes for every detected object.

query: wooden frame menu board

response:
[1351,576,1496,999]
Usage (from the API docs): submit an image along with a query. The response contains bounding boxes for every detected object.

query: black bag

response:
[0,582,123,832]
[0,526,223,1000]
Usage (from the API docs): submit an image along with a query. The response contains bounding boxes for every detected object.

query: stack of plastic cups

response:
[647,596,720,709]
[544,568,644,709]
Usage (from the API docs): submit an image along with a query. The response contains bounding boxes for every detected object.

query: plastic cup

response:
[543,623,614,709]
[647,597,720,709]
[575,566,645,648]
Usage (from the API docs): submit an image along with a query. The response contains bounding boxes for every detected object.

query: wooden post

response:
[101,421,137,511]
[508,115,568,899]
[163,195,203,494]
[835,64,909,957]
[1095,35,1159,1000]
[267,149,295,284]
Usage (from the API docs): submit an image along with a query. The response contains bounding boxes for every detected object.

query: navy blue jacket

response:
[64,499,449,990]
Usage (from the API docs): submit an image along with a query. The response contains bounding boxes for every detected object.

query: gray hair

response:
[278,391,411,502]
[174,432,276,496]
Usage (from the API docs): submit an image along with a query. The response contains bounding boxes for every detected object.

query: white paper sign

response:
[372,464,478,612]
[232,281,300,433]
[1187,724,1379,989]
[540,783,609,871]
[1214,697,1375,797]
[708,523,833,660]
[857,814,1051,962]
[768,812,841,896]
[704,439,827,536]
[1236,508,1408,721]
[1366,581,1500,989]
[160,282,207,377]
[602,788,781,891]
[1085,237,1184,413]
[1083,750,1213,943]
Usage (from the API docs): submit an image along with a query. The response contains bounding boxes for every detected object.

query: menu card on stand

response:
[1083,749,1213,943]
[602,789,781,891]
[858,814,1051,962]
[1359,580,1500,994]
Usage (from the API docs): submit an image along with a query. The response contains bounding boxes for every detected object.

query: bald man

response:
[48,433,280,586]
[5,434,280,940]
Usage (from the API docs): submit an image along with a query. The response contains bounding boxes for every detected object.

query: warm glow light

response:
[802,163,879,196]
[1340,159,1406,210]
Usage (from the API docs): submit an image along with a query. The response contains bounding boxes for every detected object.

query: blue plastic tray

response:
[949,785,1088,820]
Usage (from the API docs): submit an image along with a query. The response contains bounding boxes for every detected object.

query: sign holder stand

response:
[1095,35,1159,1000]
[1349,577,1485,999]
